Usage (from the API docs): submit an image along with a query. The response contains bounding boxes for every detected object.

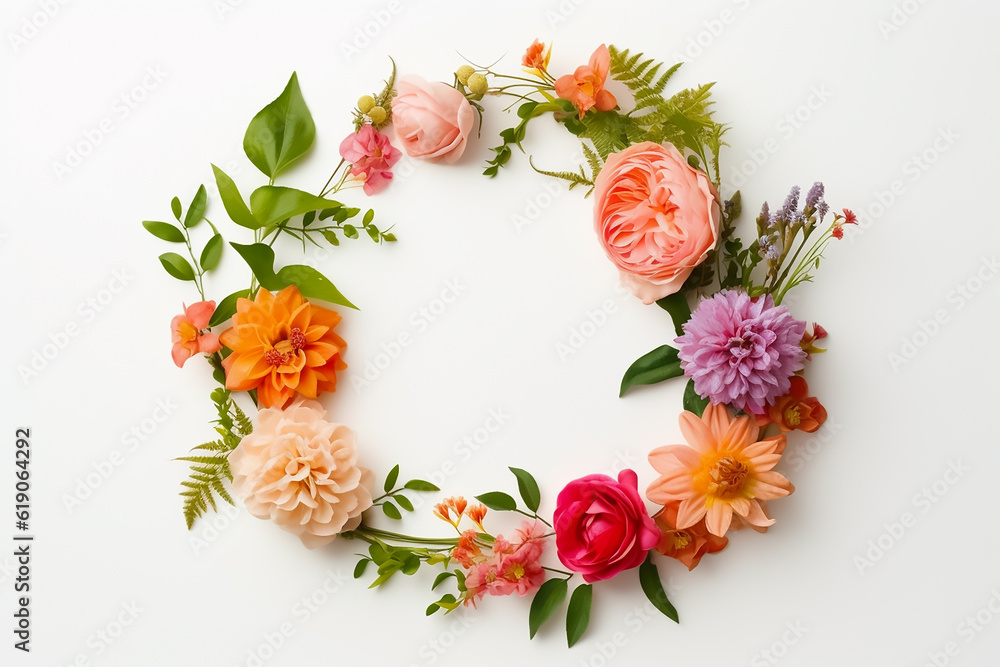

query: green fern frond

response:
[528,156,595,195]
[581,143,603,179]
[179,391,249,530]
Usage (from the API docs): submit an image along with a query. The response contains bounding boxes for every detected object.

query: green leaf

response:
[209,289,250,327]
[249,186,344,228]
[394,494,413,512]
[353,559,370,579]
[656,291,692,337]
[382,232,397,242]
[384,464,400,493]
[401,554,421,575]
[529,578,568,639]
[302,210,316,226]
[200,233,223,271]
[184,185,207,228]
[431,571,455,591]
[509,467,540,513]
[566,584,593,647]
[362,209,375,225]
[212,164,262,229]
[142,220,185,243]
[382,502,401,520]
[639,553,679,623]
[475,491,517,512]
[683,379,709,417]
[230,242,357,309]
[343,224,359,239]
[366,225,380,243]
[243,72,316,178]
[404,479,439,492]
[158,253,195,281]
[170,196,182,220]
[619,345,683,397]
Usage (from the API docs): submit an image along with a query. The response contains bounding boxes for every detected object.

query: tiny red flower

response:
[842,208,857,225]
[832,226,844,239]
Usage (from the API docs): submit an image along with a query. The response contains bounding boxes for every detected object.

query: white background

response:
[3,0,1000,665]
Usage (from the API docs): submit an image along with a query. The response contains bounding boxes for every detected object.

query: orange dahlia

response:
[653,501,728,571]
[646,404,793,538]
[756,376,828,433]
[219,286,346,409]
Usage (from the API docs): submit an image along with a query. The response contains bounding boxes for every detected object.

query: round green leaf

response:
[170,196,182,220]
[381,502,401,520]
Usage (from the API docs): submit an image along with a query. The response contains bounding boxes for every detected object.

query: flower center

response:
[728,336,753,358]
[507,563,525,581]
[670,531,692,551]
[783,405,801,427]
[707,456,750,498]
[289,327,306,351]
[176,320,199,343]
[264,349,288,366]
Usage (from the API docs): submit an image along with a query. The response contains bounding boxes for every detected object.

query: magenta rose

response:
[390,74,475,163]
[593,142,721,304]
[553,469,660,583]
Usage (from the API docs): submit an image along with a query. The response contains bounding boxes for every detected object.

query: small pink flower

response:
[338,125,401,195]
[462,520,547,604]
[170,301,221,368]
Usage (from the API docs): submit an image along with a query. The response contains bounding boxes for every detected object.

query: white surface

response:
[4,0,1000,665]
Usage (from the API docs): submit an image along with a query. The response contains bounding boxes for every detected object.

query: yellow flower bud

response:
[357,95,376,114]
[367,105,387,125]
[456,64,475,85]
[467,73,488,95]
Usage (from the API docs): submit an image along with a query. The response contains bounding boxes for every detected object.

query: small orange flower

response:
[219,286,346,409]
[554,44,617,119]
[467,504,488,530]
[522,39,552,75]
[757,376,827,433]
[653,502,728,571]
[433,496,469,526]
[170,301,222,368]
[451,529,484,568]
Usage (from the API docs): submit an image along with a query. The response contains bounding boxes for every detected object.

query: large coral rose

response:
[229,399,374,549]
[593,142,721,304]
[219,286,346,409]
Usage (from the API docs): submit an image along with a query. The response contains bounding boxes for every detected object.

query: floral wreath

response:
[147,40,853,647]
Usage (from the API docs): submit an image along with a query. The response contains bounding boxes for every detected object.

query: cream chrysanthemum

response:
[229,399,373,549]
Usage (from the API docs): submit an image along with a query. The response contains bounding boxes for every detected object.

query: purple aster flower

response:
[817,200,830,221]
[676,290,806,414]
[805,182,825,210]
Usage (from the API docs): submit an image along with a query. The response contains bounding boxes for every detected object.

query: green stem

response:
[319,159,346,198]
[180,225,206,300]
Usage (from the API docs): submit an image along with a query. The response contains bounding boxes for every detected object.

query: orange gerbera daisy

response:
[646,404,793,538]
[219,286,346,409]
